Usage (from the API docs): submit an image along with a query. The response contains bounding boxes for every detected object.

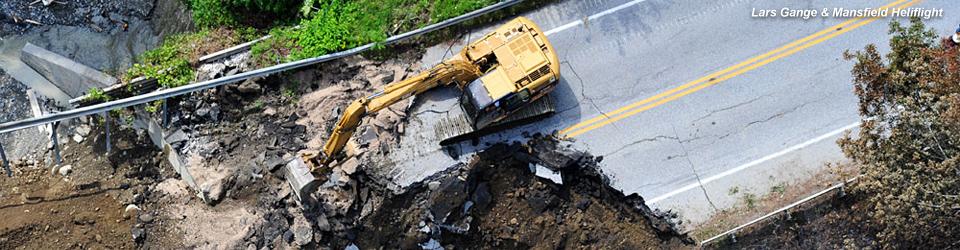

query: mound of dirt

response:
[355,135,693,248]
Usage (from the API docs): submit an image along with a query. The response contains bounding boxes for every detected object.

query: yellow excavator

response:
[286,17,560,203]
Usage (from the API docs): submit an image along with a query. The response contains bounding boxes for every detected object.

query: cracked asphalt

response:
[383,0,960,228]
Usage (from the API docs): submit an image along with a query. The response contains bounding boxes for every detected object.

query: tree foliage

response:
[840,17,960,247]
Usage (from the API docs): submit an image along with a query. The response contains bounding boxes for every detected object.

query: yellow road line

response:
[561,0,916,138]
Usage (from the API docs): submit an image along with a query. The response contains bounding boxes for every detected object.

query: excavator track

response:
[436,94,555,145]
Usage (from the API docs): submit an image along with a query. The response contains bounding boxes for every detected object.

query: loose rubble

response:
[354,135,693,248]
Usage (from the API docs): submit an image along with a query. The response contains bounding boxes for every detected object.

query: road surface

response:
[383,0,959,227]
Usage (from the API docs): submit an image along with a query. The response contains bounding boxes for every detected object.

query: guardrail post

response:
[161,99,168,128]
[0,143,10,177]
[729,231,737,243]
[103,112,112,154]
[51,121,61,166]
[839,182,846,197]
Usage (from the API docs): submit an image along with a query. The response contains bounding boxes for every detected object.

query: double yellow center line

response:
[560,0,919,138]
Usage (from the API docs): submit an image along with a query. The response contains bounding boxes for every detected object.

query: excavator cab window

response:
[500,89,530,112]
[461,76,496,128]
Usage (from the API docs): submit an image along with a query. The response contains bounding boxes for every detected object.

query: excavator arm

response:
[287,17,560,205]
[313,58,481,168]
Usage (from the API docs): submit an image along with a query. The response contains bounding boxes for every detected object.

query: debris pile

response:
[354,135,693,248]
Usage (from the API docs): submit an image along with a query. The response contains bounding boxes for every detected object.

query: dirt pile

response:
[355,135,693,248]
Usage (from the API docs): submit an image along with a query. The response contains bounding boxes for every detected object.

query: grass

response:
[251,0,495,67]
[185,0,301,28]
[743,193,758,210]
[770,183,787,197]
[124,28,260,89]
[85,87,111,103]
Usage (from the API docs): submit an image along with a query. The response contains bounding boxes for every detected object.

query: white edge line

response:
[544,0,651,35]
[646,121,861,204]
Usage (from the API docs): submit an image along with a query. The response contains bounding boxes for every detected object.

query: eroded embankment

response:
[355,135,694,248]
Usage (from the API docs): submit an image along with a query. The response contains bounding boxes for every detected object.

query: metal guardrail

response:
[0,0,522,135]
[700,175,862,245]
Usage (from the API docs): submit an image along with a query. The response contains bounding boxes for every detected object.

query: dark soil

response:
[706,190,878,249]
[356,136,693,249]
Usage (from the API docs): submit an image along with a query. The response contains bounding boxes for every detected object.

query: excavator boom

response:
[318,59,481,165]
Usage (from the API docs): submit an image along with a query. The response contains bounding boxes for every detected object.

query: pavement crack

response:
[692,93,771,124]
[562,60,614,123]
[671,125,719,211]
[604,135,677,157]
[743,97,818,129]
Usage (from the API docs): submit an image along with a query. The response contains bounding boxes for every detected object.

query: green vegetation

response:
[251,99,265,110]
[125,28,259,89]
[769,183,786,196]
[125,32,202,88]
[185,0,301,27]
[727,186,739,195]
[840,17,960,247]
[252,0,495,66]
[85,87,111,103]
[742,193,757,210]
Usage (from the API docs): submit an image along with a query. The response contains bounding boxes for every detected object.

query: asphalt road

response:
[384,0,960,227]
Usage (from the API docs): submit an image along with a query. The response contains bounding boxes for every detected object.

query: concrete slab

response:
[0,39,72,106]
[20,42,118,98]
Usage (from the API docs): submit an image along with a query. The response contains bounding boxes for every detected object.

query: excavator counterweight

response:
[286,17,561,205]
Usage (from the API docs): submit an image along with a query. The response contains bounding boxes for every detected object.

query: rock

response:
[427,181,441,191]
[198,63,226,81]
[293,223,313,246]
[164,129,188,144]
[263,107,277,116]
[359,127,378,146]
[139,213,154,223]
[576,199,592,210]
[533,164,563,184]
[283,229,294,243]
[195,107,210,117]
[91,15,107,28]
[123,204,140,219]
[340,158,359,175]
[72,134,84,143]
[471,182,492,211]
[237,80,261,94]
[210,103,221,121]
[58,165,72,176]
[131,228,145,243]
[315,214,332,232]
[76,125,91,137]
[419,239,442,250]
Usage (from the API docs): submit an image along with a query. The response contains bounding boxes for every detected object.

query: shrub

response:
[186,0,301,28]
[840,17,960,248]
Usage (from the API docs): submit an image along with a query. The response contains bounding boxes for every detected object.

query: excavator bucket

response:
[284,156,321,207]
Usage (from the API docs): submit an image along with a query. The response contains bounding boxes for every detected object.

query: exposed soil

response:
[0,123,165,249]
[705,187,877,249]
[356,136,693,249]
[692,163,859,241]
